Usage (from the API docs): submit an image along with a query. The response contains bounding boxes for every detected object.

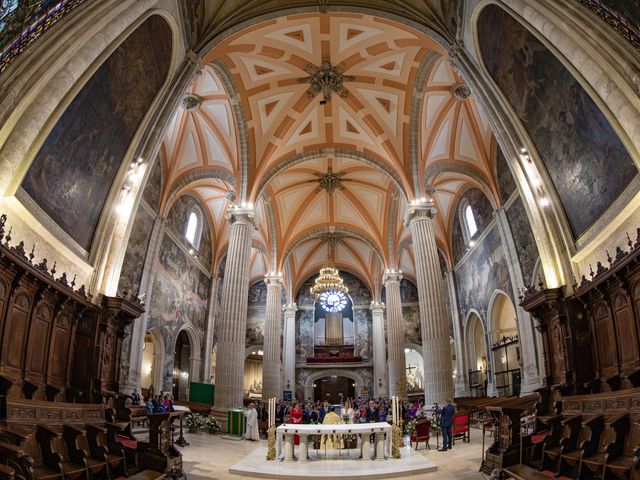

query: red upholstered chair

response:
[452,413,470,444]
[410,419,431,450]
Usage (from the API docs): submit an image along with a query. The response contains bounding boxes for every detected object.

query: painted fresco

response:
[21,16,172,250]
[403,305,421,346]
[246,281,267,347]
[496,146,517,203]
[342,271,372,306]
[438,249,448,275]
[478,5,638,238]
[142,157,162,213]
[600,0,640,32]
[148,233,211,332]
[165,194,212,267]
[296,309,314,362]
[400,278,418,303]
[454,223,513,321]
[506,195,539,286]
[117,204,155,297]
[354,309,372,360]
[452,188,495,264]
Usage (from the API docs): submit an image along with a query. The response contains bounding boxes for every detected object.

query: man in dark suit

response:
[435,399,456,451]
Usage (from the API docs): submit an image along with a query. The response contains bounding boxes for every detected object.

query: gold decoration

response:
[391,424,402,459]
[266,424,276,460]
[309,234,348,302]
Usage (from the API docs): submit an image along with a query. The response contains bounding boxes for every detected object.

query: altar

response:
[276,422,392,462]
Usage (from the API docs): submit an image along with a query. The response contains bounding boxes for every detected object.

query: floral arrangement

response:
[405,418,417,435]
[205,416,220,433]
[186,412,206,429]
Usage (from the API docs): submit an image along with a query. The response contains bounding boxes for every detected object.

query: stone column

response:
[282,303,297,397]
[406,200,453,405]
[445,269,469,396]
[370,302,387,397]
[202,277,220,383]
[383,272,406,399]
[213,207,255,411]
[494,206,541,393]
[262,274,283,400]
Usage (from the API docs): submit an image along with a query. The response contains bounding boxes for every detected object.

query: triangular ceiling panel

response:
[355,87,400,136]
[256,91,295,135]
[361,51,407,78]
[337,22,384,52]
[264,23,314,54]
[177,130,199,170]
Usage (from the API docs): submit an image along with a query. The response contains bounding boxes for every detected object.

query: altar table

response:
[276,422,392,462]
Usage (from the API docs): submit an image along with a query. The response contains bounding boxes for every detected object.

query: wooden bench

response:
[541,415,583,473]
[125,469,165,480]
[558,414,604,477]
[605,417,640,479]
[504,463,573,480]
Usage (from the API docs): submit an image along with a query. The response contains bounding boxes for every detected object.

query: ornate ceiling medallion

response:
[452,83,471,101]
[181,93,202,110]
[298,57,355,104]
[309,166,351,194]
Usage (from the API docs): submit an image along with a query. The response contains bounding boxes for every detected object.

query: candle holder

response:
[391,424,402,459]
[266,424,277,460]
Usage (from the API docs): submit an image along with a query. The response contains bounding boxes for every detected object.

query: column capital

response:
[283,303,298,314]
[225,205,257,229]
[383,270,403,284]
[264,273,283,287]
[370,302,385,314]
[404,199,436,226]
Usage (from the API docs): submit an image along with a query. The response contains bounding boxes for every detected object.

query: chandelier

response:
[309,234,348,303]
[298,57,354,104]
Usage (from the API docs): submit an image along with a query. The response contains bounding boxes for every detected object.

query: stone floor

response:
[177,428,491,480]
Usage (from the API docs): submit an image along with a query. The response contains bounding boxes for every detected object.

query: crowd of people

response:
[247,396,456,451]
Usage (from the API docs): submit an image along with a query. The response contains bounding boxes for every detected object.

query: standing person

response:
[131,389,141,405]
[164,394,174,412]
[435,399,456,451]
[146,397,154,415]
[365,400,378,423]
[319,400,328,423]
[152,395,160,413]
[344,401,354,423]
[245,402,260,441]
[290,402,303,445]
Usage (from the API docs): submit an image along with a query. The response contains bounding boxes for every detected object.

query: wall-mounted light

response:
[539,197,550,207]
[469,240,476,247]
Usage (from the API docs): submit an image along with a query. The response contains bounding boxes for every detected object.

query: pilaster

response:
[445,269,469,397]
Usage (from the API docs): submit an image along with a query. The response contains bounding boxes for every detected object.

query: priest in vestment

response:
[245,403,260,441]
[321,406,343,449]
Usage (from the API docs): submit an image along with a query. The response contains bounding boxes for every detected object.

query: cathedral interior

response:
[0,0,639,478]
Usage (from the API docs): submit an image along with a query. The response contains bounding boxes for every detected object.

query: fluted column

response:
[406,200,453,405]
[445,268,469,396]
[371,302,387,397]
[384,272,406,399]
[213,207,255,410]
[282,303,297,397]
[262,274,283,400]
[202,277,220,383]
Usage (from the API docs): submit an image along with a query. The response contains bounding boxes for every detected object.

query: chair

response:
[410,419,431,450]
[452,413,470,444]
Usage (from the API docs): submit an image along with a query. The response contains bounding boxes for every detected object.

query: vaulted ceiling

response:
[158,11,500,301]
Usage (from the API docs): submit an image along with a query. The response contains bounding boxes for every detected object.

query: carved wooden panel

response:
[47,300,75,388]
[0,270,16,342]
[0,276,38,380]
[24,289,57,386]
[550,319,568,385]
[611,290,640,373]
[592,300,618,378]
[71,311,96,395]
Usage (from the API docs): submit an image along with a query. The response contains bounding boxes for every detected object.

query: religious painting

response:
[165,194,212,267]
[296,309,314,362]
[506,195,540,286]
[403,305,422,346]
[496,146,517,203]
[454,223,513,320]
[20,16,172,251]
[354,308,372,361]
[246,281,267,347]
[142,157,163,213]
[478,5,638,239]
[400,278,418,303]
[592,0,640,35]
[451,188,494,265]
[117,204,155,297]
[341,271,372,305]
[148,233,210,332]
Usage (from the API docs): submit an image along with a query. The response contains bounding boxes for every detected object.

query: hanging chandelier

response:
[309,234,348,306]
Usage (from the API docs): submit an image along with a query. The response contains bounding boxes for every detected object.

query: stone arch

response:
[175,323,202,384]
[463,311,488,395]
[487,289,519,395]
[144,327,166,396]
[303,368,367,402]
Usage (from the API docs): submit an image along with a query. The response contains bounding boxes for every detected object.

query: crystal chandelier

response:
[309,234,348,302]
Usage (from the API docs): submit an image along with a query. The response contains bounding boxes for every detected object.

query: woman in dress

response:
[290,401,303,445]
[344,400,354,423]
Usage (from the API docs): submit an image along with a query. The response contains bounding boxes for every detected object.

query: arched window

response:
[185,212,198,246]
[465,204,478,238]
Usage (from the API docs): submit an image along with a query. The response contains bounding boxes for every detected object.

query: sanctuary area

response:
[0,0,639,479]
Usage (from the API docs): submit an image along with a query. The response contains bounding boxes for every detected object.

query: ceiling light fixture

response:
[309,234,349,310]
[298,57,354,104]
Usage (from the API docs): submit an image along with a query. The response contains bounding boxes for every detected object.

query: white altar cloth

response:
[276,422,392,462]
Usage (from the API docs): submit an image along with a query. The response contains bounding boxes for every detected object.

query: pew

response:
[541,415,583,473]
[605,417,640,479]
[85,424,124,479]
[0,439,62,480]
[558,414,604,477]
[580,413,628,477]
[0,464,14,480]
